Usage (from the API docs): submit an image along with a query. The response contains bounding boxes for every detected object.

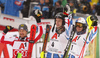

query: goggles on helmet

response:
[75,22,83,28]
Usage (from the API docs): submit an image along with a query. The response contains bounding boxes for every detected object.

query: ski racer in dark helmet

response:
[52,12,66,35]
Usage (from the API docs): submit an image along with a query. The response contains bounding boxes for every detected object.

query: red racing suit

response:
[0,24,43,58]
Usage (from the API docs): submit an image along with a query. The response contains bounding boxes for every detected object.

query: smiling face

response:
[56,18,63,28]
[19,29,27,38]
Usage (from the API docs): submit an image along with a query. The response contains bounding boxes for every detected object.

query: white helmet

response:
[76,17,86,24]
[75,17,87,30]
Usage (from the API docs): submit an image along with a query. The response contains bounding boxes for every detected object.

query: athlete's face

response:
[56,18,63,28]
[19,29,27,38]
[76,26,83,32]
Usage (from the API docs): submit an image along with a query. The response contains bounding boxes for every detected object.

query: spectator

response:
[52,1,63,17]
[3,0,25,17]
[73,0,80,9]
[33,0,49,19]
[45,0,49,6]
[45,0,53,6]
[55,1,62,7]
[45,0,53,18]
[96,1,100,15]
[53,0,58,6]
[21,0,31,17]
[91,3,97,15]
[69,1,75,12]
[0,0,6,13]
[69,1,75,18]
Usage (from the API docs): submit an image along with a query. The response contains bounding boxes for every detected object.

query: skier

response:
[45,12,70,58]
[0,9,43,58]
[67,16,98,58]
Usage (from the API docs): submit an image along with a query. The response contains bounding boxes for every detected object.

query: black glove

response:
[31,9,42,23]
[90,15,98,26]
[3,26,13,34]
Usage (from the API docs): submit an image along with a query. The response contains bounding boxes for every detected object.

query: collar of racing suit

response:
[56,26,65,37]
[76,29,86,35]
[19,36,28,41]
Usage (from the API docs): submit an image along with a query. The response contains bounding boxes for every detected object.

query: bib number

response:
[71,45,73,50]
[51,42,54,47]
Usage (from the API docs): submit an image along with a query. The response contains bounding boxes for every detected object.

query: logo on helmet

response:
[21,24,24,27]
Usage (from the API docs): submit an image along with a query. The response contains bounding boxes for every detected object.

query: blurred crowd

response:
[0,0,100,19]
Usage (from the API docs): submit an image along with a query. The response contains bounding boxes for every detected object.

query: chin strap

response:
[19,36,27,41]
[56,26,65,37]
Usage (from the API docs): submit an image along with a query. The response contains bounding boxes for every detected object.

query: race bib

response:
[48,39,62,53]
[13,41,29,57]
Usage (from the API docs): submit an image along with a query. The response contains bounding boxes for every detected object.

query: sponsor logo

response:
[13,49,27,57]
[41,22,50,24]
[15,1,21,6]
[3,17,14,22]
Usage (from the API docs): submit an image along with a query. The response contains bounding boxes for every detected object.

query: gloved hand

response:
[31,9,42,23]
[90,15,98,26]
[3,26,13,34]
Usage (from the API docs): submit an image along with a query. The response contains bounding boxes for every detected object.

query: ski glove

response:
[32,9,42,23]
[3,26,13,34]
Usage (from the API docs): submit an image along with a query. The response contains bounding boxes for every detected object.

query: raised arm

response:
[0,26,14,46]
[31,9,43,43]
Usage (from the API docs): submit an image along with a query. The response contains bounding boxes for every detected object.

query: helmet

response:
[52,12,65,32]
[76,17,86,24]
[55,12,65,25]
[75,17,87,30]
[18,24,28,32]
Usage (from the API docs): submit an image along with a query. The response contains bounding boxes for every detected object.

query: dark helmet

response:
[90,15,98,26]
[52,12,65,32]
[55,12,65,25]
[18,24,28,32]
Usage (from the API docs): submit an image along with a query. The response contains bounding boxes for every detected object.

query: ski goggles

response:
[75,22,83,28]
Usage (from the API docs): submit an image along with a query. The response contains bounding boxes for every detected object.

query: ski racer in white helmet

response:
[67,17,98,58]
[75,17,87,34]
